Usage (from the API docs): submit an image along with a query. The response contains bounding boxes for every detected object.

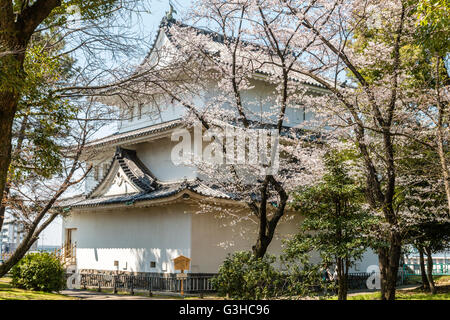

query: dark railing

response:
[347,272,404,290]
[77,273,216,294]
[347,273,373,290]
[72,271,404,295]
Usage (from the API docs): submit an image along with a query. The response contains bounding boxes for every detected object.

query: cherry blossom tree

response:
[91,0,447,300]
[122,1,328,259]
[272,0,439,300]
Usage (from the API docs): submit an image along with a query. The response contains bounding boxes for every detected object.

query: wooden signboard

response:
[173,255,191,271]
[173,255,191,295]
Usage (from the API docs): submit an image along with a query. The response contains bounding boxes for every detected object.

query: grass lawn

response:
[405,275,450,285]
[327,275,450,300]
[347,287,450,300]
[0,277,78,300]
[342,284,450,300]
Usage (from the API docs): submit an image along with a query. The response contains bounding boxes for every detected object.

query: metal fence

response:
[77,273,216,294]
[72,271,405,294]
[347,273,373,290]
[346,272,404,290]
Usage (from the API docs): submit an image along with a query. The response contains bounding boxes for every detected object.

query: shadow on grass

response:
[0,277,78,300]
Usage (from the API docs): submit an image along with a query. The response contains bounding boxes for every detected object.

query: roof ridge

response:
[116,147,159,192]
[62,179,235,209]
[155,18,328,89]
[84,119,182,149]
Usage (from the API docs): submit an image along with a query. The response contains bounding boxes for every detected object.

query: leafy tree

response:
[414,222,450,294]
[0,0,151,233]
[0,31,98,277]
[212,250,323,299]
[285,151,376,300]
[397,139,450,293]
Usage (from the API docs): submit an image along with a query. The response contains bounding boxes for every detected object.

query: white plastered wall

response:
[63,201,378,273]
[189,206,317,273]
[63,203,191,273]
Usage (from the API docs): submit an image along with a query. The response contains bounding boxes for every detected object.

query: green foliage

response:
[211,251,281,299]
[10,33,76,183]
[212,251,325,299]
[416,0,449,31]
[287,150,376,268]
[11,252,66,292]
[350,1,448,87]
[47,0,120,22]
[280,258,330,297]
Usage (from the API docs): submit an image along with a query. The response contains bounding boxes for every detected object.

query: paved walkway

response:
[60,289,179,300]
[62,284,424,300]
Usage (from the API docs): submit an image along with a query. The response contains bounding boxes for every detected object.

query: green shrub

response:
[11,252,66,292]
[211,251,281,299]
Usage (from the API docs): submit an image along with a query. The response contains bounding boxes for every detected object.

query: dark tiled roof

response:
[61,180,233,209]
[154,18,327,89]
[116,147,158,192]
[59,143,234,209]
[86,147,158,198]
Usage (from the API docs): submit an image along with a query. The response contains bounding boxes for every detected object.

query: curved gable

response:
[88,147,158,198]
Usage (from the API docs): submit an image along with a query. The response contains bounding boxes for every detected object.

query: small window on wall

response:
[129,106,135,122]
[102,163,109,178]
[94,165,100,181]
[114,260,119,267]
[150,261,156,268]
[138,103,143,120]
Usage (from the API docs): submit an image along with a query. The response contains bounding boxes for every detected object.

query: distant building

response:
[1,218,37,254]
[405,251,450,265]
[34,245,60,253]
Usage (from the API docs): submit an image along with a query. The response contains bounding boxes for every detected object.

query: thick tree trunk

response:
[252,208,287,259]
[425,246,436,294]
[0,28,26,232]
[0,92,19,231]
[252,236,271,259]
[418,247,430,291]
[0,0,62,231]
[378,233,402,300]
[338,275,348,300]
[378,248,387,299]
[336,258,348,300]
[252,176,288,259]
